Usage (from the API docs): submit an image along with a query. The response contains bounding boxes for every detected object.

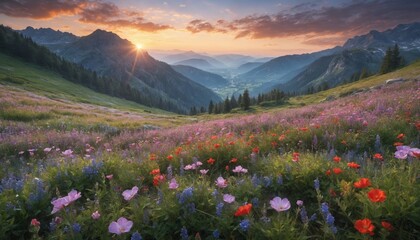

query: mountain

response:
[172,65,229,89]
[161,51,226,69]
[212,54,256,68]
[237,47,341,86]
[18,26,79,53]
[265,22,420,94]
[235,62,264,74]
[21,28,221,112]
[173,58,216,71]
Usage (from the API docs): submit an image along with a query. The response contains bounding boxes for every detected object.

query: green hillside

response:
[0,53,193,129]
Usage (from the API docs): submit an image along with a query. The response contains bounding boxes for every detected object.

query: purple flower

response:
[51,189,81,214]
[395,146,411,159]
[215,177,227,188]
[169,178,179,189]
[108,217,133,235]
[91,211,100,220]
[62,149,73,157]
[296,200,304,207]
[223,194,235,203]
[122,186,138,201]
[270,197,291,212]
[200,169,209,175]
[232,165,248,174]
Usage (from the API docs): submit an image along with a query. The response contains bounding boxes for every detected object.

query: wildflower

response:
[91,211,101,220]
[239,219,251,231]
[263,176,272,187]
[353,178,371,189]
[31,218,40,227]
[326,169,331,176]
[381,221,394,231]
[216,202,224,216]
[153,174,165,186]
[62,149,73,157]
[150,169,160,175]
[234,203,252,217]
[230,158,238,163]
[397,133,405,140]
[368,189,386,202]
[347,162,360,169]
[215,177,228,188]
[278,134,286,141]
[300,207,308,223]
[223,194,235,203]
[131,231,143,240]
[373,153,383,161]
[122,186,138,201]
[200,169,209,175]
[207,158,216,165]
[333,156,341,163]
[394,145,420,159]
[314,178,320,191]
[44,147,52,153]
[178,187,194,204]
[333,168,342,175]
[270,197,291,212]
[149,153,157,161]
[354,218,375,236]
[108,217,133,235]
[169,178,179,189]
[106,174,113,180]
[212,230,220,239]
[51,189,81,214]
[72,223,81,233]
[232,165,248,174]
[214,143,221,149]
[292,152,300,162]
[394,141,403,146]
[296,200,303,207]
[175,147,183,155]
[252,147,260,153]
[180,226,188,240]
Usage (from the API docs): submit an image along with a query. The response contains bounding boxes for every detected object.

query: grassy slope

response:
[0,53,194,128]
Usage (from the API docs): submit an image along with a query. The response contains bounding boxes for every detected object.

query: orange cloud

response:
[0,0,171,32]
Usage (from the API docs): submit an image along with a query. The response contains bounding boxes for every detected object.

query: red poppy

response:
[278,135,286,141]
[396,133,405,140]
[333,156,341,163]
[149,153,157,161]
[175,147,183,155]
[326,169,331,176]
[207,158,216,165]
[299,127,309,132]
[416,122,420,130]
[347,162,361,169]
[353,178,371,189]
[234,203,252,217]
[368,189,386,202]
[214,143,221,149]
[394,142,403,146]
[373,153,383,161]
[333,168,342,175]
[252,147,260,153]
[167,155,174,161]
[354,218,375,235]
[150,169,160,175]
[292,152,300,162]
[153,174,165,186]
[381,221,394,231]
[225,165,229,171]
[230,158,238,163]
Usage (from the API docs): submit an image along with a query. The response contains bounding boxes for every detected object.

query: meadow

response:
[0,60,419,239]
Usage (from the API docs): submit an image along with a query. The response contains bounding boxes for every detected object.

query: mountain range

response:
[19,27,221,113]
[240,22,420,95]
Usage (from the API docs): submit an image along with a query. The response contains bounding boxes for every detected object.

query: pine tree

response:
[230,95,238,109]
[241,89,250,110]
[223,96,231,113]
[208,100,214,114]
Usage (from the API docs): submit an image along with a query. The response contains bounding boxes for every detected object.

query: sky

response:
[1,0,420,57]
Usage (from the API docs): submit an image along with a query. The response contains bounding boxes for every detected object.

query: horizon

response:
[1,0,420,57]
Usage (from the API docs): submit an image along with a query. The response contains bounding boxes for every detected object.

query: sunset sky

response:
[1,0,420,56]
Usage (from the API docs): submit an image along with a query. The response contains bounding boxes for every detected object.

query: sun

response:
[135,44,143,50]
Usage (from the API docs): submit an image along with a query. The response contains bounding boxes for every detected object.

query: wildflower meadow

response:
[0,81,419,239]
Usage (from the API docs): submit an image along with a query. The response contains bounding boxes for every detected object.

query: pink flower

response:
[44,147,52,153]
[223,194,235,203]
[31,218,40,227]
[270,197,291,212]
[232,165,248,174]
[51,190,81,214]
[184,164,195,170]
[122,186,138,201]
[62,149,73,157]
[200,169,209,175]
[215,176,228,188]
[296,200,304,206]
[91,211,101,220]
[108,217,133,235]
[169,178,179,189]
[106,174,113,180]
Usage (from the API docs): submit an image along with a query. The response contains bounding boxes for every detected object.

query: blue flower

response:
[178,187,194,204]
[131,231,143,240]
[72,223,81,233]
[216,202,224,217]
[180,226,188,240]
[300,206,308,223]
[212,229,220,239]
[314,178,320,191]
[326,213,335,226]
[239,219,251,232]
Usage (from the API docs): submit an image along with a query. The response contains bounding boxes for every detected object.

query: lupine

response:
[178,187,194,204]
[239,219,251,231]
[180,226,188,240]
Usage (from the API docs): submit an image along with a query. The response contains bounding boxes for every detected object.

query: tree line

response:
[0,25,187,114]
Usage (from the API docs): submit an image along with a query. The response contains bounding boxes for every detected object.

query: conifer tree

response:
[242,89,250,110]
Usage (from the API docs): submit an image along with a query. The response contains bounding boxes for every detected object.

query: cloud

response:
[0,0,171,32]
[0,0,86,19]
[186,0,420,44]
